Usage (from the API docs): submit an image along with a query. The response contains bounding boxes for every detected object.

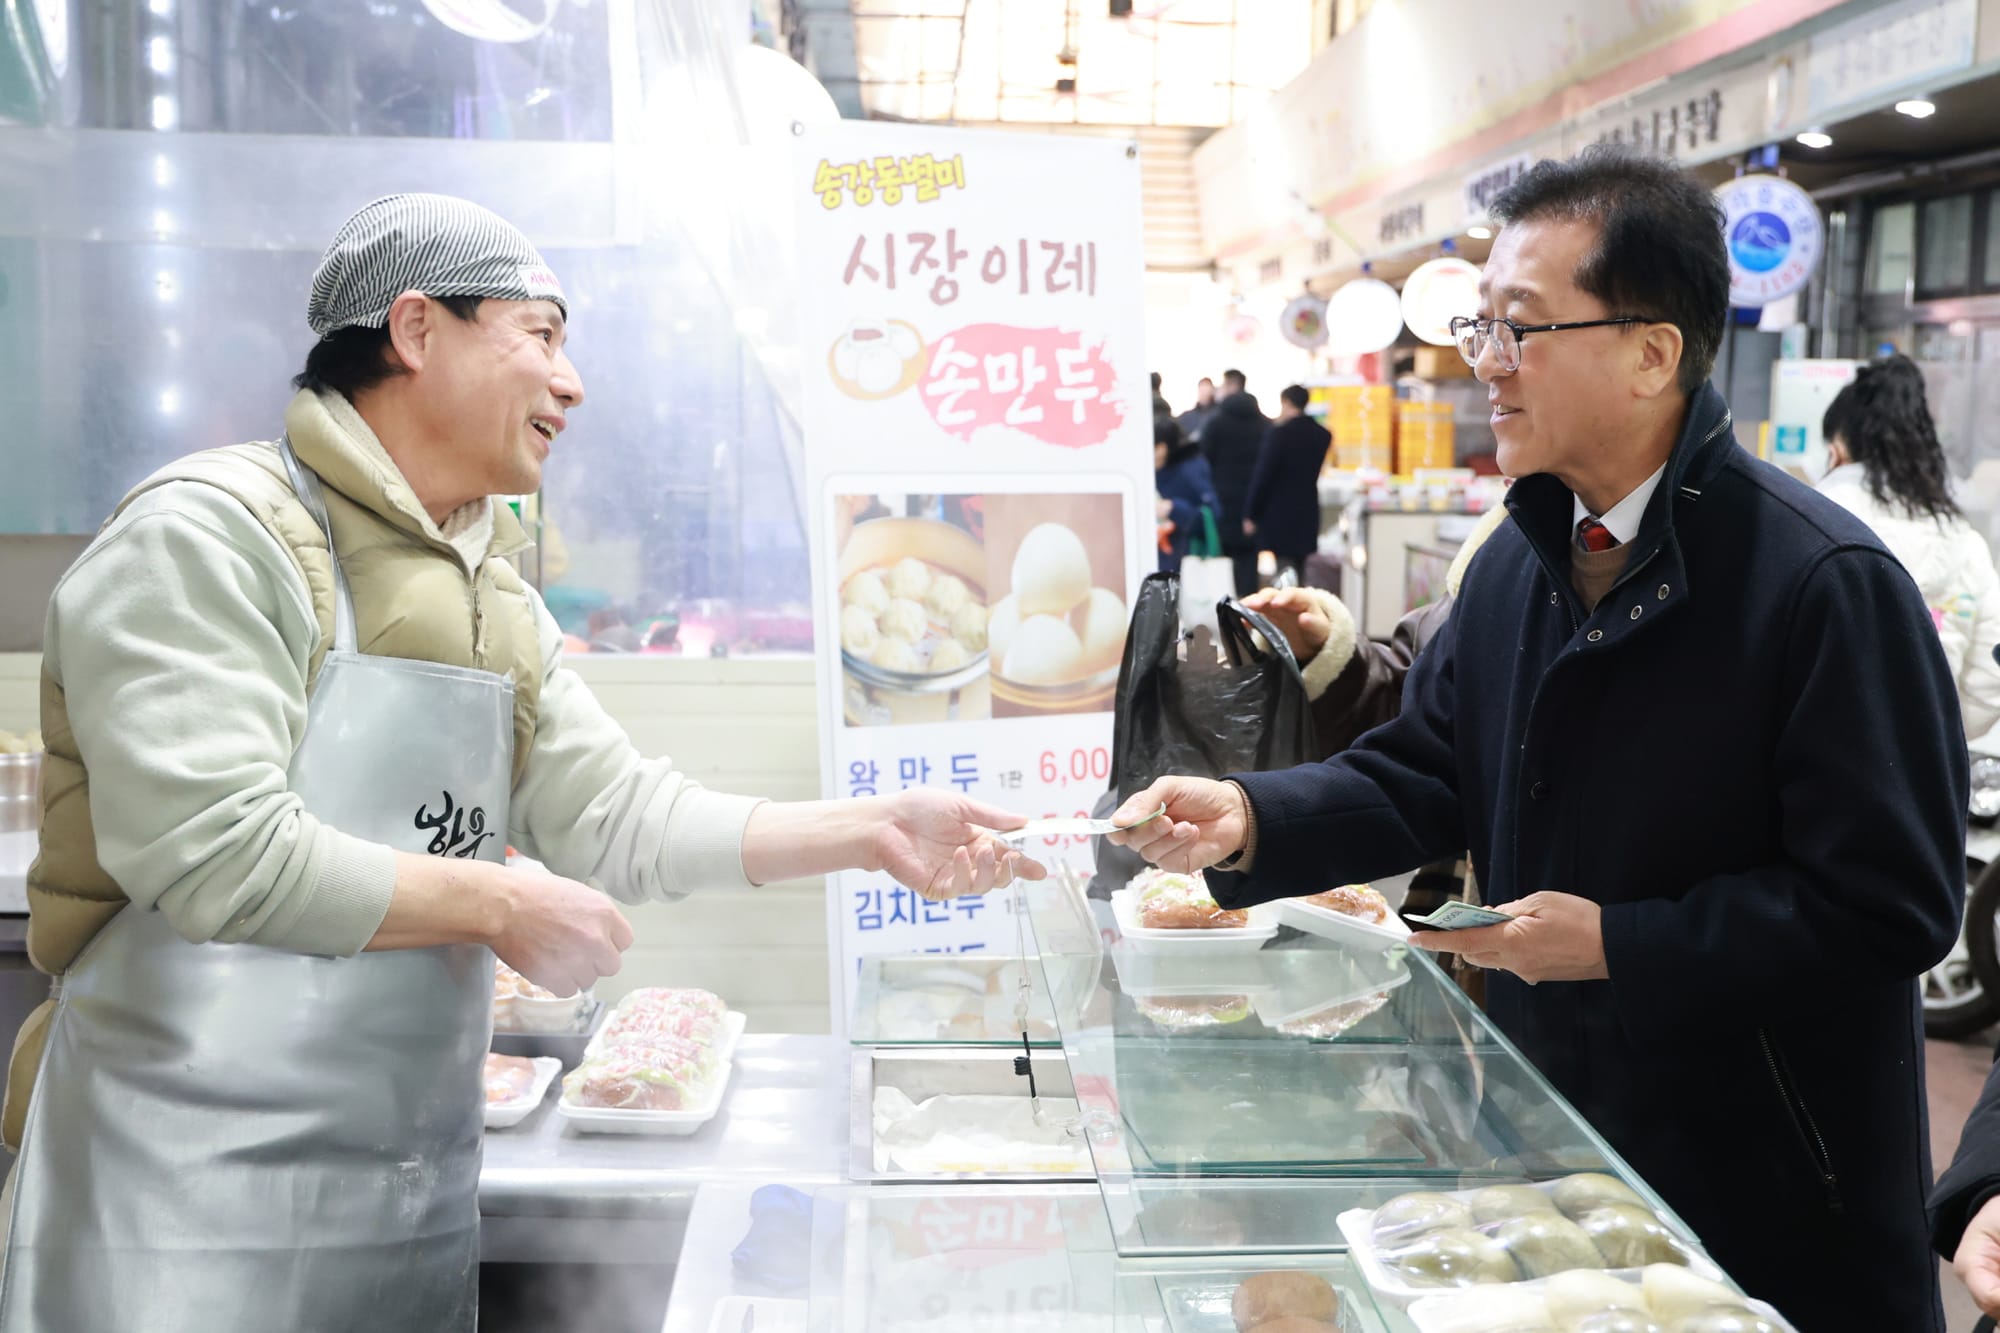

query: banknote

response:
[1405,902,1516,931]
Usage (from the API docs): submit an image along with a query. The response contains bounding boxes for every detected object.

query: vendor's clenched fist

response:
[1106,776,1249,875]
[491,865,634,997]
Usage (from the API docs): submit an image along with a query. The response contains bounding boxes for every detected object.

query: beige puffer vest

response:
[8,390,543,1147]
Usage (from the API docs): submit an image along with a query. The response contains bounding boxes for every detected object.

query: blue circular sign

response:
[1729,212,1791,273]
[1714,176,1822,307]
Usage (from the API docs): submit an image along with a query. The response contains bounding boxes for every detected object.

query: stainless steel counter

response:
[478,1034,847,1266]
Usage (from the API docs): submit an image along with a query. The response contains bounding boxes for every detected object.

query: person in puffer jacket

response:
[1818,354,2000,738]
[1241,505,1512,938]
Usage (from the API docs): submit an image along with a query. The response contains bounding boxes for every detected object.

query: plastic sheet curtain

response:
[0,0,823,638]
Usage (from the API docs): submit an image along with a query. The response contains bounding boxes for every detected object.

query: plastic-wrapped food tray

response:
[483,1057,561,1130]
[1406,1268,1796,1333]
[585,1008,746,1063]
[1109,889,1278,955]
[1337,1176,1727,1308]
[556,1058,733,1136]
[1156,1269,1362,1332]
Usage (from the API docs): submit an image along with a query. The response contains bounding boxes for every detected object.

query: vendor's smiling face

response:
[387,292,585,506]
[1475,219,1638,487]
[427,297,583,499]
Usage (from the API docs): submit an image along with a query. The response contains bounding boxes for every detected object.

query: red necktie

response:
[1576,517,1619,553]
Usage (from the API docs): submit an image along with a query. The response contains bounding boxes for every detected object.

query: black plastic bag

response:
[1089,572,1319,895]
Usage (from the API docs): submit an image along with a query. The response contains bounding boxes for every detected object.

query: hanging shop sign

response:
[1324,278,1404,358]
[1805,0,1975,119]
[1400,257,1482,348]
[794,122,1155,1033]
[1714,175,1823,308]
[1280,294,1329,349]
[1462,154,1536,226]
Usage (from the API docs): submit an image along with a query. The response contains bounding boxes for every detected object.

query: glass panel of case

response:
[1016,875,1686,1258]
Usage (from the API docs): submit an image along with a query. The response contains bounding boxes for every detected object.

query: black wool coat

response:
[1199,390,1269,552]
[1214,383,1967,1333]
[1246,415,1333,560]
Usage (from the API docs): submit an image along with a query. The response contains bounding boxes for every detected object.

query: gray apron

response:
[0,438,514,1333]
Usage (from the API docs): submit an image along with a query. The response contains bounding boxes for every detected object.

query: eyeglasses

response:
[1449,315,1644,372]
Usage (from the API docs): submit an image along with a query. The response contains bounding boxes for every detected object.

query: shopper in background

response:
[1197,367,1269,597]
[1,194,1038,1333]
[1151,370,1173,421]
[1111,146,1964,1333]
[1178,376,1218,444]
[1818,354,2000,738]
[1243,384,1332,587]
[1154,416,1221,575]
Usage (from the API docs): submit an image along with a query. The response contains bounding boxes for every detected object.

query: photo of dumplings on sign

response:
[833,490,1130,727]
[980,492,1130,719]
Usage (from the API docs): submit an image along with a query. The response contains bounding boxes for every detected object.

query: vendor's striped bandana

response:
[307,193,566,337]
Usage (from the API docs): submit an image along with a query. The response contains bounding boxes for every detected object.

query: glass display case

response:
[805,1183,1401,1332]
[1012,874,1690,1260]
[846,866,1106,1048]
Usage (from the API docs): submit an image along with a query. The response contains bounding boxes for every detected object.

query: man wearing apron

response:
[0,195,1038,1331]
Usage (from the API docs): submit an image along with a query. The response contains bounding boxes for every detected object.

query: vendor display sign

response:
[795,123,1154,1031]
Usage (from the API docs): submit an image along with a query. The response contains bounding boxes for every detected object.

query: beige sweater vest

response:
[8,391,543,1147]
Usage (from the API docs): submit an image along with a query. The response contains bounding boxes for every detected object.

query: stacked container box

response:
[1328,385,1395,472]
[1396,400,1456,474]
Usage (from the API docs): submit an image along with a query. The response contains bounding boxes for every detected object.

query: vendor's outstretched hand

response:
[877,789,1047,901]
[1241,586,1332,664]
[1105,776,1248,875]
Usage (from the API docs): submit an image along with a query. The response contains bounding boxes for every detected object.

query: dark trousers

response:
[1227,546,1260,598]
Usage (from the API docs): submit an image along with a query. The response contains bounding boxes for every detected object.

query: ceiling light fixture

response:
[1795,129,1833,149]
[1467,225,1493,240]
[1895,98,1937,119]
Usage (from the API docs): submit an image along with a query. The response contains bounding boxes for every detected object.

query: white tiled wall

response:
[0,652,836,1033]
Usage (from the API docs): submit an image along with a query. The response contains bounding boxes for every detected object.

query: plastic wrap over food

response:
[1361,1174,1699,1294]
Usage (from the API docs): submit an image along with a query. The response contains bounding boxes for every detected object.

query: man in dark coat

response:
[1244,384,1332,585]
[1177,376,1218,444]
[1112,147,1965,1333]
[1197,367,1269,597]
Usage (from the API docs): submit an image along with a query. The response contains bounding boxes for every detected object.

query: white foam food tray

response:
[483,1056,562,1130]
[1406,1269,1795,1333]
[1273,896,1412,950]
[1109,888,1278,955]
[1338,1177,1727,1309]
[556,1058,734,1136]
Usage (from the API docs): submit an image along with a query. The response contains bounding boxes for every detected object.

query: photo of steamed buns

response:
[840,604,881,656]
[838,551,989,680]
[980,496,1132,716]
[1011,523,1093,618]
[833,492,1127,724]
[1003,614,1085,685]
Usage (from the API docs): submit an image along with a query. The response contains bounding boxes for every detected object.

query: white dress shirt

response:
[1573,462,1667,545]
